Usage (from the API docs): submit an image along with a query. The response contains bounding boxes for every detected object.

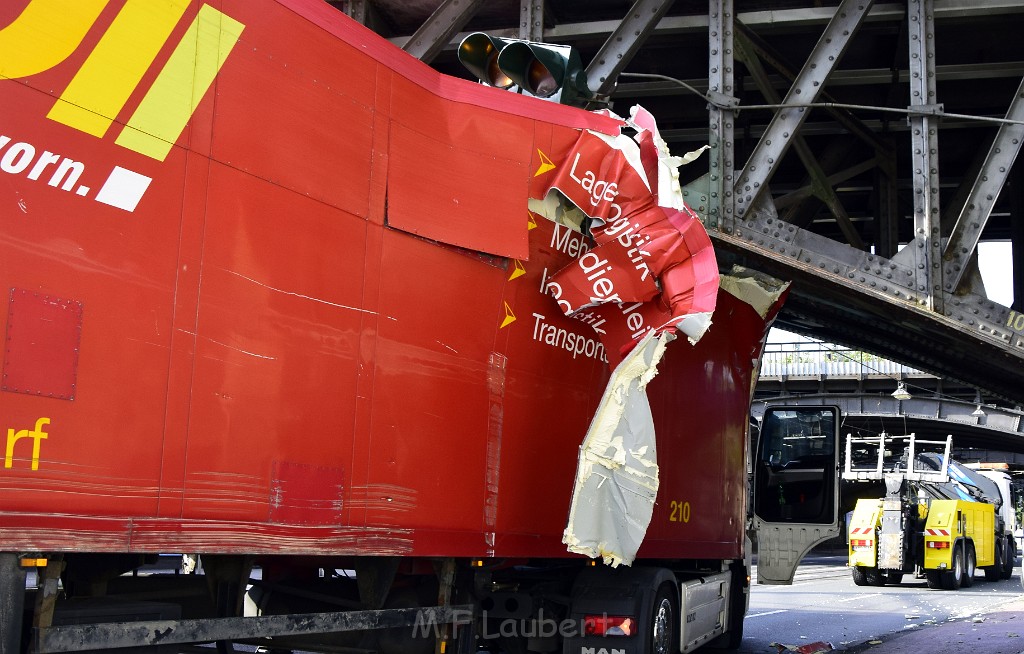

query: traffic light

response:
[457,33,516,90]
[457,33,592,106]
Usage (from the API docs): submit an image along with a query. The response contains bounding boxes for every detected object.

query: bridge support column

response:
[903,0,944,312]
[707,0,736,235]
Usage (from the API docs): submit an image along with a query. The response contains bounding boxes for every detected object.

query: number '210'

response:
[669,500,691,523]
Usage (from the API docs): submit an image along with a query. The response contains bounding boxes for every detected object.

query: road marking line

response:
[747,610,789,619]
[838,592,882,602]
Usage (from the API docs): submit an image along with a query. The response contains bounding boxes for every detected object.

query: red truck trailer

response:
[0,1,840,652]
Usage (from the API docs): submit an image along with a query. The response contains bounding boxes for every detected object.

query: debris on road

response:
[771,641,835,653]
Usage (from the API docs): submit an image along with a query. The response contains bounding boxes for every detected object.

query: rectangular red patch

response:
[3,289,83,401]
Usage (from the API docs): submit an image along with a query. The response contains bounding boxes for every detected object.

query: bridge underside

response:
[754,394,1024,456]
[712,233,1024,401]
[339,0,1024,402]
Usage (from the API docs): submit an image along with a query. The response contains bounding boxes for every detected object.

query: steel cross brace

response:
[734,31,865,250]
[586,0,676,97]
[942,75,1024,293]
[732,0,875,222]
[403,0,486,63]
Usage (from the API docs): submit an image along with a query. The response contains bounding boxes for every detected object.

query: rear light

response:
[927,541,950,549]
[584,615,636,637]
[851,539,874,549]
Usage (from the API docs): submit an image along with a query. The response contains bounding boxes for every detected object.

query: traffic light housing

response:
[457,33,516,90]
[458,33,592,106]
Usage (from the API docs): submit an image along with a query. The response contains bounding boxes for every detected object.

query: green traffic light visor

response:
[457,33,515,89]
[498,42,565,98]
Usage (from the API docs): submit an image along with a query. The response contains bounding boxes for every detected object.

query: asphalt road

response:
[735,554,1023,653]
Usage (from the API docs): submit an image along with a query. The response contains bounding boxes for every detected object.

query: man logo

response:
[0,0,245,162]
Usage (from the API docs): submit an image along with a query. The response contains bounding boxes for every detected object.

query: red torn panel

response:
[536,111,719,364]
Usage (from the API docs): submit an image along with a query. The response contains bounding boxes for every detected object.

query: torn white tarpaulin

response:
[562,329,674,567]
[719,266,791,319]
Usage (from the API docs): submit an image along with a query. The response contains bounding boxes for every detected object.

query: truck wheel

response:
[885,572,904,585]
[984,565,1001,582]
[961,545,975,588]
[851,566,868,586]
[865,568,884,586]
[1001,539,1015,580]
[986,537,1007,581]
[925,570,943,589]
[648,583,679,654]
[941,546,964,590]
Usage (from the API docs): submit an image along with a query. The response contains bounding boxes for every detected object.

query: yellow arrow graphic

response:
[509,259,526,281]
[527,212,537,230]
[534,149,555,177]
[500,302,516,329]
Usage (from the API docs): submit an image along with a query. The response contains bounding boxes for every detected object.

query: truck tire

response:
[941,546,964,590]
[865,568,885,586]
[1001,538,1015,580]
[885,572,904,585]
[926,570,943,589]
[961,545,975,588]
[986,536,1007,581]
[851,566,868,586]
[648,583,679,654]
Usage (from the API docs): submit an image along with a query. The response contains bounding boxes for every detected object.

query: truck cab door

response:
[752,406,840,584]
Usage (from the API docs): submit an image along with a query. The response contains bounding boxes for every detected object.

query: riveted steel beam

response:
[706,0,737,233]
[586,0,675,97]
[519,0,545,41]
[389,2,1024,56]
[733,0,875,222]
[1014,166,1024,313]
[942,76,1024,293]
[543,1,1024,43]
[403,0,486,63]
[685,171,1024,398]
[342,0,366,24]
[896,0,944,312]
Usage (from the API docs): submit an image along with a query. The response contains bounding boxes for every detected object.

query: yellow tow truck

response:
[845,433,1015,590]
